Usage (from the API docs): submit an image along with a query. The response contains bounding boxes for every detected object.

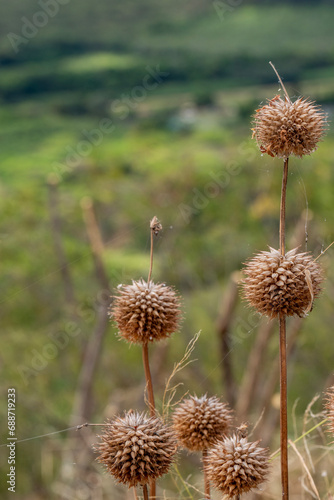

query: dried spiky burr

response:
[111,279,181,344]
[94,411,177,487]
[324,386,334,437]
[205,434,269,498]
[243,247,323,318]
[253,95,326,158]
[172,395,233,452]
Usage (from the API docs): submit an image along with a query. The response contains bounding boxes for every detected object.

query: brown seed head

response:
[172,395,233,452]
[150,216,162,236]
[94,411,177,487]
[253,95,326,158]
[242,247,323,318]
[111,279,181,344]
[205,434,269,498]
[324,386,334,437]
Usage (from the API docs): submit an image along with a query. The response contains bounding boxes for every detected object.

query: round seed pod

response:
[172,395,232,452]
[110,279,181,344]
[242,247,323,318]
[205,434,269,498]
[94,412,177,487]
[253,95,326,158]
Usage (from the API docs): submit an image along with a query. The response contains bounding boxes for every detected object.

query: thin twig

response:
[142,343,156,417]
[280,158,289,256]
[145,217,161,500]
[202,449,210,499]
[279,156,289,499]
[269,61,291,103]
[279,313,289,499]
[142,341,156,499]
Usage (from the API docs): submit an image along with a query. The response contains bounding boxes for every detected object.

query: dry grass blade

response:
[288,439,320,500]
[162,331,200,418]
[302,395,320,474]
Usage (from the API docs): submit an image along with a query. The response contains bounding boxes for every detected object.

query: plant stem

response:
[142,343,156,416]
[279,157,289,499]
[133,487,139,500]
[269,61,291,103]
[143,484,149,500]
[142,342,156,499]
[202,449,210,499]
[280,158,289,256]
[279,313,289,499]
[148,224,154,283]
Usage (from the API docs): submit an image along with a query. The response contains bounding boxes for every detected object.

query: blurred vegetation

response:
[1,0,334,498]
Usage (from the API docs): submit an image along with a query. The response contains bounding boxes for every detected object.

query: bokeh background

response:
[1,0,334,498]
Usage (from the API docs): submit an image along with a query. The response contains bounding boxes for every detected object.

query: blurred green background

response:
[1,0,334,498]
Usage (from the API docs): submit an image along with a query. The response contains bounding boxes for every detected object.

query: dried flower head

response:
[172,395,232,452]
[94,411,177,487]
[150,215,162,236]
[324,386,334,437]
[243,247,323,318]
[111,279,181,344]
[253,95,326,158]
[205,434,269,498]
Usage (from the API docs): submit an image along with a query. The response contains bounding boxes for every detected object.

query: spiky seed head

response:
[242,247,323,318]
[253,95,326,158]
[205,434,270,498]
[94,411,177,487]
[110,279,181,344]
[172,395,233,452]
[324,386,334,437]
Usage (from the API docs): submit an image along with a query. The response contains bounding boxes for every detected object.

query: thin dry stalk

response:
[202,448,210,499]
[269,61,291,104]
[162,331,200,417]
[142,342,156,417]
[71,302,109,425]
[288,439,320,500]
[143,484,149,500]
[256,317,302,444]
[237,319,275,420]
[280,158,289,255]
[144,217,161,500]
[81,196,109,290]
[47,177,76,308]
[142,344,157,498]
[279,313,289,499]
[216,272,240,408]
[279,156,289,499]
